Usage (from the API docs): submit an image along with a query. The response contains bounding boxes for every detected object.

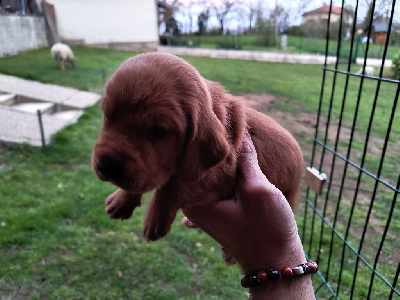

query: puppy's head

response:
[92,53,230,193]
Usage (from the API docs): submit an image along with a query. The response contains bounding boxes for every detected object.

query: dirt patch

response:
[240,93,278,108]
[241,93,316,143]
[240,93,317,158]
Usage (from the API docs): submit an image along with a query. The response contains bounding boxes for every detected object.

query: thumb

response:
[237,131,274,191]
[237,133,296,233]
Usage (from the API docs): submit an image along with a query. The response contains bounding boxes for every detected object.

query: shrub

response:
[284,25,305,37]
[256,19,276,47]
[392,51,400,78]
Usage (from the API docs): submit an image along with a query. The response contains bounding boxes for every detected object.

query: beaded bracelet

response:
[241,262,318,288]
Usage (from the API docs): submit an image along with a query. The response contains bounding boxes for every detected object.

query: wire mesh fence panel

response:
[301,0,400,299]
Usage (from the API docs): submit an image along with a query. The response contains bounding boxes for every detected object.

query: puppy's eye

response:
[150,125,168,138]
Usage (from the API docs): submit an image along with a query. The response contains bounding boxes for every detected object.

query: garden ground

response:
[0,47,398,299]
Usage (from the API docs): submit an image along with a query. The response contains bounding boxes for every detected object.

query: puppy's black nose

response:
[96,163,108,174]
[96,162,120,178]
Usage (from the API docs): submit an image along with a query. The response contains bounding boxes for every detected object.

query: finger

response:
[237,131,261,180]
[182,199,239,239]
[237,133,295,220]
[237,131,276,201]
[181,216,198,228]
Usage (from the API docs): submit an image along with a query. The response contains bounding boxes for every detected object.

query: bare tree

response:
[181,0,200,34]
[158,0,182,30]
[161,0,183,9]
[270,4,290,34]
[211,0,238,34]
[241,0,259,32]
[362,0,393,22]
[254,0,267,28]
[158,0,183,41]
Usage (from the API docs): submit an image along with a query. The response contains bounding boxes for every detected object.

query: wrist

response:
[240,234,306,275]
[239,234,315,299]
[250,273,315,300]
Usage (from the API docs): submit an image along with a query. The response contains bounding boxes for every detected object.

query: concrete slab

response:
[355,57,392,67]
[0,73,101,146]
[64,91,102,108]
[0,93,16,104]
[0,109,67,146]
[157,46,338,65]
[157,46,393,67]
[52,110,83,121]
[12,102,53,113]
[0,74,78,103]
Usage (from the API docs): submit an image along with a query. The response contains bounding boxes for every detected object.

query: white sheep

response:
[51,43,76,71]
[356,66,374,76]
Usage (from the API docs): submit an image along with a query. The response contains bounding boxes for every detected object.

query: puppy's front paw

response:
[105,195,134,220]
[143,218,171,242]
[105,190,141,220]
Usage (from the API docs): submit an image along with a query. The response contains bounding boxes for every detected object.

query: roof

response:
[303,4,353,17]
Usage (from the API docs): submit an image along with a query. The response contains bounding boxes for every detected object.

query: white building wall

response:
[303,13,353,25]
[0,15,49,57]
[303,14,340,23]
[48,0,158,50]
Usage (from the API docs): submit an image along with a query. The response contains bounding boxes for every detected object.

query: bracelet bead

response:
[267,269,280,281]
[300,263,309,275]
[306,261,318,273]
[292,266,305,275]
[241,276,252,288]
[281,266,294,277]
[249,275,260,286]
[257,271,268,283]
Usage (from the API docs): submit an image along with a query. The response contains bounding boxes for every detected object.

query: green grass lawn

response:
[0,47,398,299]
[0,46,134,93]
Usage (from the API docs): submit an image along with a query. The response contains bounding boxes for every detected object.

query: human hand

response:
[181,131,306,275]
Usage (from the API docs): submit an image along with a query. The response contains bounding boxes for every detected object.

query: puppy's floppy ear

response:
[179,108,230,183]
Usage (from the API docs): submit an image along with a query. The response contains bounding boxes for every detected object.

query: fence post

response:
[37,110,46,148]
[238,26,242,49]
[281,34,288,51]
[101,68,106,85]
[352,34,361,63]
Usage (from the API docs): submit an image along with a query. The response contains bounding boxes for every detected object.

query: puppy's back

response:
[246,106,303,208]
[206,80,303,209]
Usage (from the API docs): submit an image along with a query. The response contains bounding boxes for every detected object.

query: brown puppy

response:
[92,52,304,249]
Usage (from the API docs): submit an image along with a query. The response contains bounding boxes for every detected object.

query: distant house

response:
[374,22,389,45]
[46,0,159,51]
[302,4,354,25]
[361,21,397,45]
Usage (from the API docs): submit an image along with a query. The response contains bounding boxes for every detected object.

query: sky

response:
[169,0,397,34]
